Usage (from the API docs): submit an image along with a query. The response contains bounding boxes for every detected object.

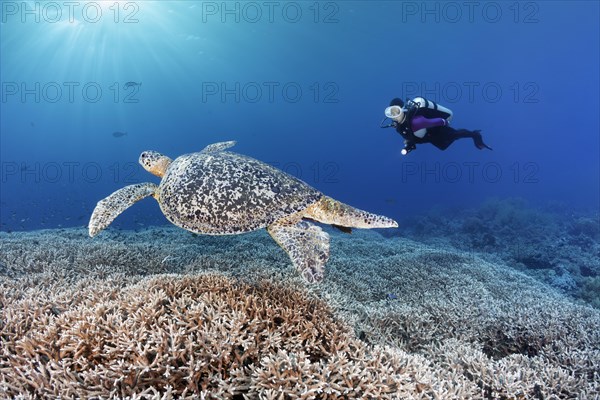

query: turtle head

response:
[139,151,172,178]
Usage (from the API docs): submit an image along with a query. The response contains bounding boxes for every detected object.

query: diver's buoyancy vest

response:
[395,97,454,141]
[409,97,453,138]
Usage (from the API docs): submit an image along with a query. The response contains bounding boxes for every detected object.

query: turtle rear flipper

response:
[267,219,330,284]
[88,183,158,237]
[305,196,398,229]
[200,141,236,154]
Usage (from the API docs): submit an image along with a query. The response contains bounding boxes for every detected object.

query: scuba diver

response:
[381,97,492,155]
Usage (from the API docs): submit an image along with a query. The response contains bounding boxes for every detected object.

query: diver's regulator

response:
[380,99,420,129]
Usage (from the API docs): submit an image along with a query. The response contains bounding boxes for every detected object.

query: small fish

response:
[123,82,142,89]
[386,293,398,300]
[112,131,127,138]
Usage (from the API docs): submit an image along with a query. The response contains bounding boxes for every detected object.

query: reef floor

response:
[1,227,599,398]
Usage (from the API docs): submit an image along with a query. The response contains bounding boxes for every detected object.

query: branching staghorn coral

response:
[1,273,429,398]
[0,227,599,399]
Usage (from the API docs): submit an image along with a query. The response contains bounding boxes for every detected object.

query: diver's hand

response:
[401,142,416,155]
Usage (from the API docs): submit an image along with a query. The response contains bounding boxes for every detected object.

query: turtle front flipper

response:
[304,196,398,229]
[267,218,330,284]
[89,183,158,237]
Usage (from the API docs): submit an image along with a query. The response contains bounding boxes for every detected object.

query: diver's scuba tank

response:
[411,97,453,122]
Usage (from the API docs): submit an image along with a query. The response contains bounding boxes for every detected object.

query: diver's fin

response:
[267,218,330,284]
[200,141,236,153]
[88,183,158,237]
[304,196,398,229]
[473,131,493,150]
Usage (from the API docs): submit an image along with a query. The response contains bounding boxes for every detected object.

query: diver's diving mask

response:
[384,105,406,123]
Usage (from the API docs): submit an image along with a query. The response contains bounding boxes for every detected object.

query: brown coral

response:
[0,273,422,398]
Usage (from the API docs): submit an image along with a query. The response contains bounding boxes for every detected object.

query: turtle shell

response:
[157,151,322,234]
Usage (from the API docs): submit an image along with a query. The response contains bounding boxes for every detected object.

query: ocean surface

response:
[1,1,599,398]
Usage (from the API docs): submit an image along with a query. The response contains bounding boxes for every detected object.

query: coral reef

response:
[0,226,599,398]
[397,197,600,306]
[0,274,414,398]
[580,277,600,309]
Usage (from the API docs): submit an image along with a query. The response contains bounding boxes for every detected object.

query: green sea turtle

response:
[89,141,397,283]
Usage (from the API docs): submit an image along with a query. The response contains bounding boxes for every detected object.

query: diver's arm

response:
[411,115,448,131]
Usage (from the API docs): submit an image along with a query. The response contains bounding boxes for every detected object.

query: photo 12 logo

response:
[200,81,340,104]
[198,1,340,23]
[400,161,540,184]
[266,161,340,184]
[1,161,143,184]
[401,81,540,104]
[400,1,540,23]
[1,81,143,104]
[1,1,140,24]
[1,160,340,185]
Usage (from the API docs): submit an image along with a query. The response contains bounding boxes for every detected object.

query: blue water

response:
[1,1,599,233]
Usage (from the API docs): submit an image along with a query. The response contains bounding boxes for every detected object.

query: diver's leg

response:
[446,128,493,150]
[454,129,492,150]
[427,126,457,150]
[451,128,475,138]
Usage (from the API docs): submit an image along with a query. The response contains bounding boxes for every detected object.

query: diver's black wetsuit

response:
[390,97,492,152]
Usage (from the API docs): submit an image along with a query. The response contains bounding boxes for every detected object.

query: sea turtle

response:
[89,141,398,283]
